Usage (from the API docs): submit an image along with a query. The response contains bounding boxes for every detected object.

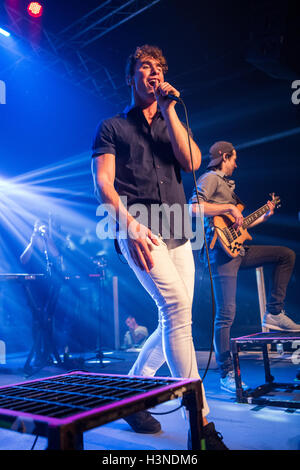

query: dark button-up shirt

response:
[92,105,192,245]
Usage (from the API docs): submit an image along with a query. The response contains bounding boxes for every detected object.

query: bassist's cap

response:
[207,141,235,169]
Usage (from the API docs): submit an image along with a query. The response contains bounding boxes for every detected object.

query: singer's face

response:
[131,57,164,103]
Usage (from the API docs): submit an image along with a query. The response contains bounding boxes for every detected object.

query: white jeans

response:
[118,234,209,416]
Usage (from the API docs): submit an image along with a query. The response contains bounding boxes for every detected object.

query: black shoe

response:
[187,422,229,450]
[203,422,228,450]
[123,411,161,434]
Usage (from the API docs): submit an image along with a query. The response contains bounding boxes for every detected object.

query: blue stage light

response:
[0,28,11,37]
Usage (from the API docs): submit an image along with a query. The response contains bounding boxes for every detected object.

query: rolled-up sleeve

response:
[92,119,116,158]
[189,172,218,204]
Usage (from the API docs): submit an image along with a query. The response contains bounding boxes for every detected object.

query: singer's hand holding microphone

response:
[154,81,181,109]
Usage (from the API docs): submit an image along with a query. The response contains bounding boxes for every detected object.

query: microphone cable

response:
[177,96,216,382]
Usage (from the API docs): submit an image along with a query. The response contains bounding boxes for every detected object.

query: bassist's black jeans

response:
[210,245,296,378]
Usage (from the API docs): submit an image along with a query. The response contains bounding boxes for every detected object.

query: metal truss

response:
[56,0,161,49]
[0,1,161,105]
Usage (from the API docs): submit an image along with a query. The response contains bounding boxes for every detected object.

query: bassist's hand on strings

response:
[229,205,244,229]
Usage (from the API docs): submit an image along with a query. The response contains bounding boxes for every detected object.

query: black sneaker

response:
[203,422,228,450]
[123,411,161,434]
[188,422,229,450]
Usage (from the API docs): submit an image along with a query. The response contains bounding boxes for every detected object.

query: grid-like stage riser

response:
[0,372,204,450]
[0,374,175,419]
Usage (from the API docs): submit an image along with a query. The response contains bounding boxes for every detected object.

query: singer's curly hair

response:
[125,44,168,83]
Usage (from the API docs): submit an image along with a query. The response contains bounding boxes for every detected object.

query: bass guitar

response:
[211,193,281,258]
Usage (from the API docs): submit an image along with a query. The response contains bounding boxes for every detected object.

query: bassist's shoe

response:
[220,371,249,394]
[263,311,300,332]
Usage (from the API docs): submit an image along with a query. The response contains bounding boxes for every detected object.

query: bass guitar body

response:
[211,194,280,258]
[213,204,252,258]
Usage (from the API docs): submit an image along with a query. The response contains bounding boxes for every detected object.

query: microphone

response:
[166,93,181,102]
[154,82,181,102]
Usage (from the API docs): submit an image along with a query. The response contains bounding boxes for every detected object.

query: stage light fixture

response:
[27,2,43,18]
[0,27,11,37]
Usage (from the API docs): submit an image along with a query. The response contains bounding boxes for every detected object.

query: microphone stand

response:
[41,233,52,277]
[84,256,123,368]
[38,234,61,370]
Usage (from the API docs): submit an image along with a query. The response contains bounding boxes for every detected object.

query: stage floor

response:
[0,349,299,451]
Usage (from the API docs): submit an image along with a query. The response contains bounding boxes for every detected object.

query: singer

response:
[91,45,227,449]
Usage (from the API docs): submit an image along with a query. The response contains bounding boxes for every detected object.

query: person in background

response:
[123,315,149,349]
[20,219,62,369]
[190,141,299,393]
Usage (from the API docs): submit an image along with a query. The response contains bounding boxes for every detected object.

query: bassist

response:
[190,141,299,393]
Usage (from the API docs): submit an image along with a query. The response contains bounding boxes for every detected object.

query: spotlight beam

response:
[235,127,300,150]
[11,153,90,184]
[0,27,10,37]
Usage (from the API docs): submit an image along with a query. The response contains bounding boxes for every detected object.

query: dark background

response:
[0,0,299,353]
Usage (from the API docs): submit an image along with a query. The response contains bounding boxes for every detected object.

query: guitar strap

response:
[209,231,218,250]
[232,191,246,209]
[219,174,246,207]
[208,173,246,250]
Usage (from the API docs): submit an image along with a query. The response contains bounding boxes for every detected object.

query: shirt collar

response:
[122,103,137,117]
[122,104,162,120]
[213,169,235,189]
[214,169,226,178]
